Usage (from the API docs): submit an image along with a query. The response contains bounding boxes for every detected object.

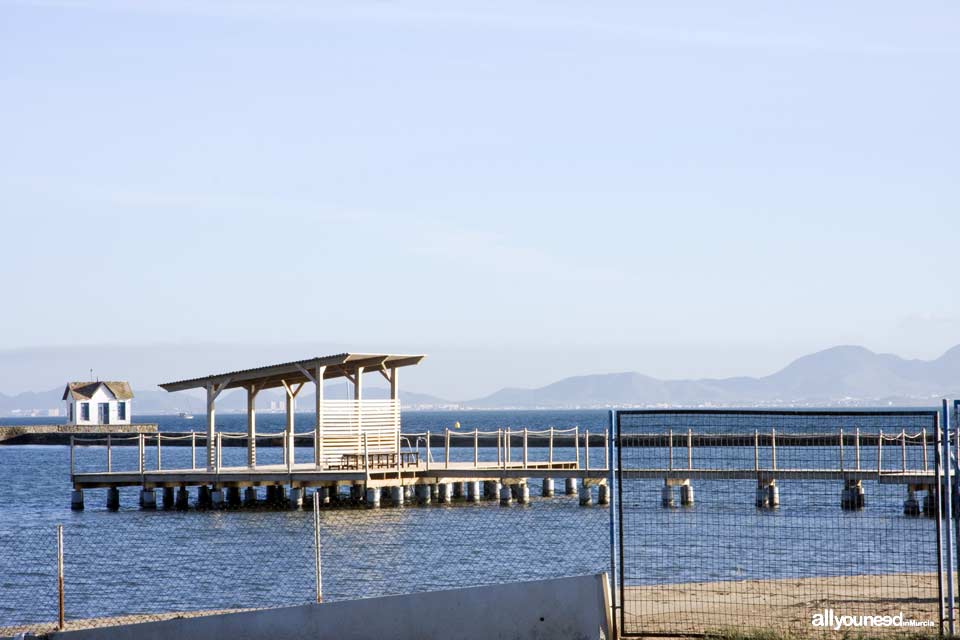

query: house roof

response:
[62,381,134,401]
[159,353,425,393]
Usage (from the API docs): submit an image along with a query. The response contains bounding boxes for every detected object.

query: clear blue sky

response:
[1,1,958,397]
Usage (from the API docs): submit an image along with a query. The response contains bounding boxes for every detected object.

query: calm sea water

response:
[0,410,942,628]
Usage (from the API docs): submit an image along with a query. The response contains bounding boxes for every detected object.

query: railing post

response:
[156,434,162,471]
[923,427,929,471]
[474,429,479,468]
[839,428,844,472]
[69,436,75,478]
[901,429,907,473]
[106,434,112,473]
[754,430,759,471]
[585,429,590,472]
[668,429,673,471]
[687,428,693,469]
[877,430,883,474]
[855,427,861,471]
[604,429,609,470]
[771,428,777,470]
[217,432,222,473]
[445,429,450,469]
[363,433,369,473]
[575,426,580,468]
[523,428,528,468]
[191,432,196,470]
[506,428,511,466]
[57,524,64,631]
[426,430,431,471]
[549,427,554,468]
[138,434,144,474]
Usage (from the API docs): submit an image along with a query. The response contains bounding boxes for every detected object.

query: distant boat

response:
[178,412,194,420]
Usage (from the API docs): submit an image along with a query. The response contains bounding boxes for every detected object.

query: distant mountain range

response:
[2,345,958,415]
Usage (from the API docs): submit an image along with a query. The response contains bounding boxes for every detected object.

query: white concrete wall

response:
[43,574,610,640]
[67,386,131,425]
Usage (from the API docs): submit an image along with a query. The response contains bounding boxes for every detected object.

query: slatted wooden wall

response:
[319,399,399,465]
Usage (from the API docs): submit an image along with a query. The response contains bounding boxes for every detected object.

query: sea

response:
[0,410,943,628]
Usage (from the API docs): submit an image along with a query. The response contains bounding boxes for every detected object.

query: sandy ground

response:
[0,608,255,638]
[623,573,940,636]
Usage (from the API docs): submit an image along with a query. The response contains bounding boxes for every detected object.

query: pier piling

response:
[390,486,404,506]
[579,483,592,506]
[680,482,694,506]
[162,486,176,509]
[453,482,464,500]
[517,483,530,504]
[755,483,768,509]
[499,484,513,505]
[661,483,675,508]
[767,481,779,508]
[429,483,438,502]
[197,485,211,509]
[484,480,500,500]
[176,487,190,510]
[542,478,554,497]
[598,483,610,505]
[366,486,381,508]
[415,484,430,505]
[106,487,119,511]
[140,488,156,510]
[243,487,257,506]
[211,488,224,508]
[438,483,451,503]
[467,481,480,502]
[565,478,577,496]
[922,487,936,517]
[71,489,84,511]
[905,486,921,516]
[289,487,303,509]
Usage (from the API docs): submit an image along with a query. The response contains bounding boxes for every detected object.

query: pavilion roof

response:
[158,353,425,393]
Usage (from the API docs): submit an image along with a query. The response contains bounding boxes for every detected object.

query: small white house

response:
[62,381,134,425]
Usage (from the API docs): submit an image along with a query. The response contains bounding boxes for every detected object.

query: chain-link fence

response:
[614,409,943,638]
[0,482,608,636]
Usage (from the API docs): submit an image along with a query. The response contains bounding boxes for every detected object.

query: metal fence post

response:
[607,409,619,639]
[57,524,64,630]
[314,490,322,604]
[942,399,955,636]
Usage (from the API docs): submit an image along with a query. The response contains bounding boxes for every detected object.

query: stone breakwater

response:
[0,424,158,444]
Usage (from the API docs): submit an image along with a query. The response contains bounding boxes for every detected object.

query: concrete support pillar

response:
[162,486,176,509]
[71,489,84,511]
[467,481,481,502]
[755,483,768,508]
[197,485,211,509]
[107,487,120,511]
[366,486,381,508]
[140,488,156,510]
[680,483,694,506]
[176,487,190,510]
[243,487,257,506]
[484,480,500,500]
[438,483,452,503]
[453,482,465,499]
[767,482,779,508]
[404,485,415,502]
[352,484,365,502]
[661,484,674,508]
[565,478,578,496]
[429,484,439,502]
[390,485,404,506]
[517,483,530,504]
[415,484,431,505]
[499,484,513,505]
[841,480,864,510]
[598,483,610,505]
[211,488,224,508]
[922,487,935,517]
[318,486,331,505]
[289,487,303,509]
[542,478,555,497]
[905,486,921,516]
[225,487,240,507]
[579,483,593,506]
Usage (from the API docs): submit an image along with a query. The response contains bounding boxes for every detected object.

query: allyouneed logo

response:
[811,609,935,630]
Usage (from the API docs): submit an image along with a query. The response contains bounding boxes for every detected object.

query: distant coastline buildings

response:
[62,381,133,425]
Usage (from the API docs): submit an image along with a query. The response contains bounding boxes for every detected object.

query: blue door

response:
[99,403,110,424]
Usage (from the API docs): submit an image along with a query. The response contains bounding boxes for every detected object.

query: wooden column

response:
[281,379,305,472]
[354,366,364,459]
[204,377,231,471]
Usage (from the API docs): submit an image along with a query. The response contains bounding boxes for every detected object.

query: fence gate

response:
[613,409,947,637]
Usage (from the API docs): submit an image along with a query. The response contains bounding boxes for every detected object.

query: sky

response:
[1,1,958,398]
